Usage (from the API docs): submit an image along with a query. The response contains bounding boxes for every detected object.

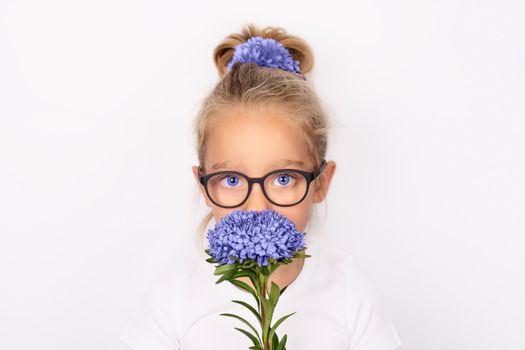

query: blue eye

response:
[272,173,296,187]
[220,175,242,188]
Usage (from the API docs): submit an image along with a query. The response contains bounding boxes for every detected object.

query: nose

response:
[243,182,271,212]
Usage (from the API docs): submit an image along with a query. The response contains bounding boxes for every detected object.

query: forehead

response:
[205,107,310,173]
[210,158,305,171]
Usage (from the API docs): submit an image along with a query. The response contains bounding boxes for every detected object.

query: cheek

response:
[213,207,233,223]
[274,205,311,232]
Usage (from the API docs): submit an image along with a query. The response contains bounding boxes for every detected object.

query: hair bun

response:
[213,23,314,78]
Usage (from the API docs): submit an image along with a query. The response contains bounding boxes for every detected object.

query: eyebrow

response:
[211,159,305,171]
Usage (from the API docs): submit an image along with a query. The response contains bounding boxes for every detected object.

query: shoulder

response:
[161,249,201,281]
[338,250,403,350]
[120,249,201,349]
[309,240,355,274]
[149,249,201,303]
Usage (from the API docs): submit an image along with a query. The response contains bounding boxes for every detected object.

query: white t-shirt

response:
[120,238,403,350]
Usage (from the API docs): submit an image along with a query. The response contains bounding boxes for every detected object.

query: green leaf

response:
[228,279,260,307]
[268,312,296,346]
[221,313,262,344]
[279,285,288,296]
[234,269,261,295]
[214,263,238,276]
[233,327,261,348]
[215,268,238,284]
[231,299,262,325]
[261,265,270,276]
[276,334,287,350]
[235,268,259,282]
[260,298,275,331]
[271,332,279,349]
[269,281,280,308]
[259,271,265,290]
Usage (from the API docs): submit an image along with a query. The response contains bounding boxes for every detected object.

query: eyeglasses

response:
[198,159,327,208]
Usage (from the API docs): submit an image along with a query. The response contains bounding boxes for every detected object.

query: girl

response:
[120,23,403,350]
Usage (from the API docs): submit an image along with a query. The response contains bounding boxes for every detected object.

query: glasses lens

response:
[207,173,249,207]
[207,171,308,207]
[264,171,307,205]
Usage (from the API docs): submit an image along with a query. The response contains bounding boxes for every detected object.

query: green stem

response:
[259,272,270,350]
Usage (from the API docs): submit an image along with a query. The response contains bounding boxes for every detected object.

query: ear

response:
[312,161,336,203]
[191,165,200,183]
[192,165,212,208]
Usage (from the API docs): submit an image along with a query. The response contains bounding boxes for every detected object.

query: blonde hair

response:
[191,23,333,258]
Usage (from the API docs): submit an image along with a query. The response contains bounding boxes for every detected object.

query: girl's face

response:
[192,105,336,233]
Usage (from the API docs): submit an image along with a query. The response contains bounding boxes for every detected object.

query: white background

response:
[1,1,523,349]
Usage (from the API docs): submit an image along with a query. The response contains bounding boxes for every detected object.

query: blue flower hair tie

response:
[226,36,304,78]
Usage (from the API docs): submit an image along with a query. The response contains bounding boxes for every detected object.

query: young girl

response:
[120,23,403,350]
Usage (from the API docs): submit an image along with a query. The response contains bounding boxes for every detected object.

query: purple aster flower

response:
[206,209,306,267]
[226,36,302,74]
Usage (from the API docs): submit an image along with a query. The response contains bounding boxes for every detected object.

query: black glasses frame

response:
[198,159,328,208]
